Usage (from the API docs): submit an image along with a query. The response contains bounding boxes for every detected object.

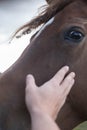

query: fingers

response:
[26,74,36,92]
[61,72,75,96]
[51,66,69,85]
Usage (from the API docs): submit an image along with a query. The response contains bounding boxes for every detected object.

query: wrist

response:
[29,107,57,121]
[30,109,60,130]
[30,108,53,120]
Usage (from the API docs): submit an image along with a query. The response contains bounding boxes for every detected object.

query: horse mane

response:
[12,0,77,39]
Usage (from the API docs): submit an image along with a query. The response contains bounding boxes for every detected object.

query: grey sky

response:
[0,0,46,72]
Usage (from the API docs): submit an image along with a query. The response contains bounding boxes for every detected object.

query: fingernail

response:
[71,72,76,78]
[64,66,69,71]
[26,74,32,80]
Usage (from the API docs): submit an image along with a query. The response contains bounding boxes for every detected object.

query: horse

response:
[0,0,87,130]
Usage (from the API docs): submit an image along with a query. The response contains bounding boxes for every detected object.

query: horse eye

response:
[64,28,84,42]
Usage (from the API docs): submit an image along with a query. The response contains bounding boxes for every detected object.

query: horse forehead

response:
[63,1,87,17]
[35,17,55,39]
[62,1,86,16]
[35,1,87,39]
[53,2,87,27]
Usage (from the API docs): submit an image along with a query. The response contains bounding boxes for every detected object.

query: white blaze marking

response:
[35,17,55,38]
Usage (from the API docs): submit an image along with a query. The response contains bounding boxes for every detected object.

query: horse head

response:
[20,0,87,129]
[21,0,87,116]
[1,0,87,130]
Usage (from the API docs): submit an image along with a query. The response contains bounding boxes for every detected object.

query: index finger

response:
[51,66,69,85]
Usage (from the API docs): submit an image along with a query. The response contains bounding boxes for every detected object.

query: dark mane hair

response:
[12,0,76,39]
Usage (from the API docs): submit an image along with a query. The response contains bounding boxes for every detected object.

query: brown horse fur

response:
[1,0,87,130]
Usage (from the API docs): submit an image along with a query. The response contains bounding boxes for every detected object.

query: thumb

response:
[26,74,36,91]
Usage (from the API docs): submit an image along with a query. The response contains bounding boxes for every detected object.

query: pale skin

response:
[25,66,75,130]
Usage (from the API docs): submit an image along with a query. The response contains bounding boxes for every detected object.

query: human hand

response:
[25,66,75,120]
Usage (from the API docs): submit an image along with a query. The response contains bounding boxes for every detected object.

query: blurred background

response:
[0,0,46,72]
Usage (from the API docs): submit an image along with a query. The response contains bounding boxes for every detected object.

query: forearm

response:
[30,109,60,130]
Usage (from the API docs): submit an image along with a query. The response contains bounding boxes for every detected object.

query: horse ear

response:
[46,0,52,4]
[46,0,72,4]
[46,0,59,4]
